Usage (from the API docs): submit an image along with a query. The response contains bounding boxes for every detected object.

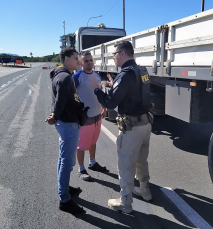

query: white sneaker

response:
[108,198,133,214]
[133,183,152,201]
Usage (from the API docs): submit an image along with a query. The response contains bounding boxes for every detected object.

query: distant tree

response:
[33,57,40,62]
[30,52,33,58]
[52,54,60,62]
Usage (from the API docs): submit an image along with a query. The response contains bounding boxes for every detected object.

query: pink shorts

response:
[77,119,101,151]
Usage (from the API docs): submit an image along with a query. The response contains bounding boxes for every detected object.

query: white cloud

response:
[0,48,3,50]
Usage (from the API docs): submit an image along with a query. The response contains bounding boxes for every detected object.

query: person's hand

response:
[45,113,56,125]
[101,108,107,119]
[107,74,113,87]
[88,76,102,90]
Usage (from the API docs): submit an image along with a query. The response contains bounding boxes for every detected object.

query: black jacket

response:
[94,59,149,116]
[50,67,80,123]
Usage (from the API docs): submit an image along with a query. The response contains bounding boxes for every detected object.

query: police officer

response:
[89,41,153,214]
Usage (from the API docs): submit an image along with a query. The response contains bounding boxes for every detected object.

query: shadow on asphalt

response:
[105,117,117,124]
[103,172,118,180]
[133,182,213,228]
[83,176,213,227]
[175,188,213,227]
[152,115,213,156]
[92,177,120,192]
[73,176,193,228]
[74,195,192,229]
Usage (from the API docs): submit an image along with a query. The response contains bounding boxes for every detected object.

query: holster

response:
[116,115,132,132]
[116,113,154,132]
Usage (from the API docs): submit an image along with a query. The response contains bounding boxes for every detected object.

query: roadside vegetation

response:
[0,53,60,63]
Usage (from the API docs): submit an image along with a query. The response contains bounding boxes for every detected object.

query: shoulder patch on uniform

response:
[141,74,149,83]
[121,66,134,72]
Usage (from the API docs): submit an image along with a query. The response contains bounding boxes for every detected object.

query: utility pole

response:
[123,0,125,30]
[201,0,205,12]
[63,20,65,35]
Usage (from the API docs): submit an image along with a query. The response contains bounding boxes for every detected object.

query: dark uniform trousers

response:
[116,114,152,204]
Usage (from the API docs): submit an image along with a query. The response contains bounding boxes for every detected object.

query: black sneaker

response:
[59,199,83,214]
[88,162,107,172]
[69,186,81,195]
[78,169,92,181]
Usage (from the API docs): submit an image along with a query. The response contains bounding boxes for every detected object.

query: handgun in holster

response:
[116,115,132,132]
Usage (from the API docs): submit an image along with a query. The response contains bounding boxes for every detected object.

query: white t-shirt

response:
[73,69,101,117]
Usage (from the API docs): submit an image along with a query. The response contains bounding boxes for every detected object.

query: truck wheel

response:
[208,133,213,183]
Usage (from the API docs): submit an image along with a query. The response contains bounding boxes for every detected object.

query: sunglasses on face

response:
[79,50,91,55]
[112,50,124,56]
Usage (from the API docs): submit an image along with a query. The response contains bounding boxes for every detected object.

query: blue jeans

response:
[55,120,80,203]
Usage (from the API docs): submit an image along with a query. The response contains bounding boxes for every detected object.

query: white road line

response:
[161,187,213,229]
[13,73,42,158]
[0,186,13,228]
[101,124,117,143]
[28,89,32,96]
[101,124,212,229]
[0,71,31,92]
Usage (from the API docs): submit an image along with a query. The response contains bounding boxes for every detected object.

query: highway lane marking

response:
[101,124,117,143]
[28,89,32,96]
[0,70,34,92]
[0,63,45,77]
[161,187,212,229]
[0,70,38,103]
[0,78,25,102]
[101,124,212,229]
[0,186,13,228]
[1,84,7,88]
[0,69,30,78]
[13,73,42,158]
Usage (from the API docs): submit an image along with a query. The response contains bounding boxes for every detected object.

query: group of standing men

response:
[45,41,153,215]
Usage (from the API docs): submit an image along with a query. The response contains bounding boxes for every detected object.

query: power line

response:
[103,0,119,18]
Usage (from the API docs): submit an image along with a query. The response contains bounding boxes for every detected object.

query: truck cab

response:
[62,23,126,52]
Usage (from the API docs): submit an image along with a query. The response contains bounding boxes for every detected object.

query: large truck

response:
[0,57,24,65]
[63,9,213,182]
[64,23,126,52]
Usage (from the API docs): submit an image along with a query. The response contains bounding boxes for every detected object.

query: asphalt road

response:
[0,63,212,229]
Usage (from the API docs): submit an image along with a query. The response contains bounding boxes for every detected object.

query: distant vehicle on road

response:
[0,57,24,64]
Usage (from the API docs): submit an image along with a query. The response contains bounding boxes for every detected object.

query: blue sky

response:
[1,0,213,57]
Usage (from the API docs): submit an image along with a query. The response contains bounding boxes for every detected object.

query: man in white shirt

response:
[73,51,107,181]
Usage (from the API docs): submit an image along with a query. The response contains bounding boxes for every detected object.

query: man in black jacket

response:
[45,47,83,214]
[89,41,153,214]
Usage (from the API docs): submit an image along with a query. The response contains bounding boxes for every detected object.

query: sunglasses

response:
[112,50,123,56]
[79,50,91,55]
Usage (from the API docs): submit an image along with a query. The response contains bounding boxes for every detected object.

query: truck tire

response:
[208,133,213,183]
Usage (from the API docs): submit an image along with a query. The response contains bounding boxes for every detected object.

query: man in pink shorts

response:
[73,51,107,181]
